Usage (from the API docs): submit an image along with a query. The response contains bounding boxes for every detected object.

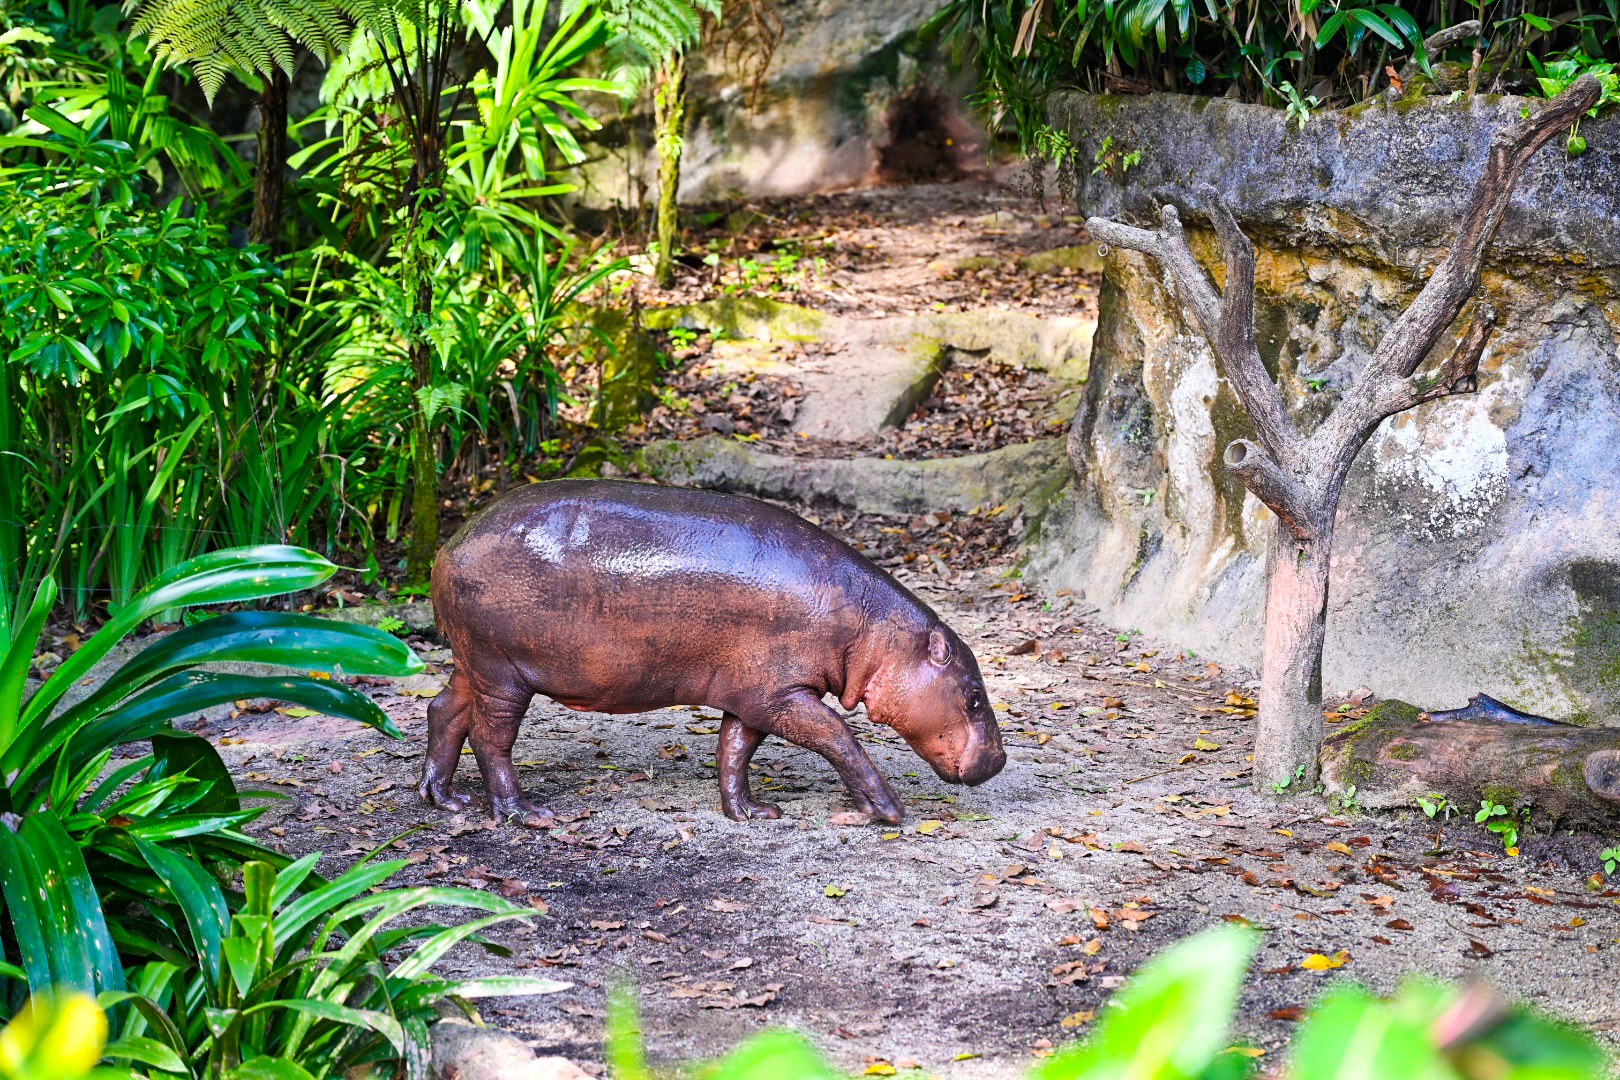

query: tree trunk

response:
[1254,520,1332,791]
[1321,702,1620,830]
[653,53,687,289]
[405,382,438,587]
[248,68,289,253]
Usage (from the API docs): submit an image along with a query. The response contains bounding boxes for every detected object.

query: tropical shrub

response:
[100,854,568,1080]
[0,113,299,627]
[0,545,419,1005]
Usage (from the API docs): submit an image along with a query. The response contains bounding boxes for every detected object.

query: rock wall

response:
[571,0,982,208]
[1029,90,1620,722]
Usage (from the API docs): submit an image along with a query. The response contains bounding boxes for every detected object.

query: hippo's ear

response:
[927,627,951,667]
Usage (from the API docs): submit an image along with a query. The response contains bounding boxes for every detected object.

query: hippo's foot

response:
[491,794,556,829]
[849,786,904,824]
[418,779,474,814]
[721,794,783,821]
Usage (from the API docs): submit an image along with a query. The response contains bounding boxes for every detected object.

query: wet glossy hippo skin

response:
[420,479,1006,825]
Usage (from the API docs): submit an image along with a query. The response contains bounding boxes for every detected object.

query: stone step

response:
[638,435,1069,518]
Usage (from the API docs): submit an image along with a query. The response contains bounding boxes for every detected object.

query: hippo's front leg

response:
[717,714,781,820]
[756,690,903,823]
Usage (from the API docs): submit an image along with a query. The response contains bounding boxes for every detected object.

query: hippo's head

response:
[866,623,1006,786]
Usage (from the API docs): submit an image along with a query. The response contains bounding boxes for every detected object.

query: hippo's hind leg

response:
[420,666,475,812]
[717,714,781,821]
[467,687,553,828]
[754,690,903,823]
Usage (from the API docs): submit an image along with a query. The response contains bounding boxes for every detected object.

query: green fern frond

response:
[126,0,352,102]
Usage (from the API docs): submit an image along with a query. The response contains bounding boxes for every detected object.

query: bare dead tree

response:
[1085,75,1601,792]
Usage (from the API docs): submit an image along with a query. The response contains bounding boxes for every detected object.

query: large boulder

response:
[1028,90,1620,722]
[570,0,982,206]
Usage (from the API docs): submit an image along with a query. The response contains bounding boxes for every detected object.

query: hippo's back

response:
[432,481,898,707]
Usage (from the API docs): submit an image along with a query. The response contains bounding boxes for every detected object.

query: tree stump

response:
[1321,701,1620,829]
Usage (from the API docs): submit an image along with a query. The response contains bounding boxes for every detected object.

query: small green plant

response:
[1272,763,1308,794]
[1091,135,1142,178]
[1600,846,1619,875]
[1329,783,1361,815]
[1417,793,1453,820]
[1278,80,1320,130]
[375,614,407,635]
[1476,799,1532,853]
[1525,49,1620,155]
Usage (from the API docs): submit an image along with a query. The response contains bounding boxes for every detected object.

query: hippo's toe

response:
[724,797,783,821]
[492,794,556,828]
[419,780,473,813]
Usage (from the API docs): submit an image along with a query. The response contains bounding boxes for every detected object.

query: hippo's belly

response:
[434,498,861,713]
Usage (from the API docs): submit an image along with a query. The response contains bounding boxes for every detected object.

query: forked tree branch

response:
[1087,196,1300,466]
[1224,440,1317,540]
[1377,303,1497,414]
[1356,75,1599,392]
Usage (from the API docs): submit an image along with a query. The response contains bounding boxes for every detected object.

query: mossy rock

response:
[643,297,834,343]
[1019,245,1106,276]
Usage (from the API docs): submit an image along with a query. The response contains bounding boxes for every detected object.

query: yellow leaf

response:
[276,707,319,718]
[1048,842,1064,860]
[824,885,848,898]
[1193,738,1220,751]
[1570,917,1586,927]
[864,1066,897,1076]
[1274,828,1293,837]
[882,832,901,840]
[1224,1047,1266,1058]
[1325,842,1353,855]
[1300,953,1346,971]
[1527,886,1555,896]
[916,819,944,835]
[1060,1010,1094,1029]
[1506,847,1520,857]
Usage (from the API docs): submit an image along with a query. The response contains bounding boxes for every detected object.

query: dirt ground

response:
[206,544,1620,1076]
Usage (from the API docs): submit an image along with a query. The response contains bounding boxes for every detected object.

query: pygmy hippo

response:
[420,479,1005,824]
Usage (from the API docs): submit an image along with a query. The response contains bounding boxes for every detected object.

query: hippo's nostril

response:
[959,748,1007,786]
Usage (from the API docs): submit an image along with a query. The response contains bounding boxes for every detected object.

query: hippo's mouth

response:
[933,747,1007,786]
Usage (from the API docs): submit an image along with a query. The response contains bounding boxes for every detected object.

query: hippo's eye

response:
[968,695,982,711]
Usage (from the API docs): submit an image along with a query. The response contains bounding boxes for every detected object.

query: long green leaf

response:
[135,835,230,983]
[226,1058,318,1080]
[55,610,422,730]
[0,577,56,753]
[243,998,405,1052]
[21,546,339,729]
[0,811,126,997]
[19,672,399,793]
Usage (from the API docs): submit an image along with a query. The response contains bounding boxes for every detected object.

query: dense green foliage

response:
[0,0,665,610]
[926,0,1620,151]
[606,927,1611,1079]
[0,547,567,1077]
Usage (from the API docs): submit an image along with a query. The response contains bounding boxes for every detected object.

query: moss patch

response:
[643,297,834,342]
[1387,743,1420,761]
[1364,700,1425,725]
